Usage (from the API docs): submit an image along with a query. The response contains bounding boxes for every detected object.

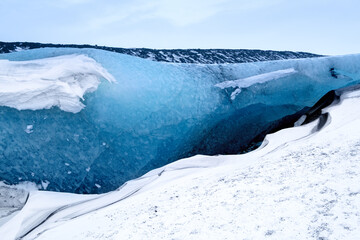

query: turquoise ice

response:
[0,48,359,193]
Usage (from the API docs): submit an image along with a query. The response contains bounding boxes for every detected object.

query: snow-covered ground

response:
[1,85,360,239]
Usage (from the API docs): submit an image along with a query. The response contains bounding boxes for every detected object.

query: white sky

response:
[1,0,359,55]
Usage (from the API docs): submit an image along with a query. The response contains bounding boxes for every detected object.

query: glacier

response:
[0,48,360,193]
[1,83,360,239]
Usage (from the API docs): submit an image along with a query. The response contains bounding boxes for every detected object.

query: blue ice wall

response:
[1,48,360,193]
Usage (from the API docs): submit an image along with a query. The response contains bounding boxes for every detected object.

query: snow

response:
[0,181,38,228]
[0,54,115,113]
[25,125,33,134]
[1,86,360,239]
[14,47,28,52]
[215,68,297,100]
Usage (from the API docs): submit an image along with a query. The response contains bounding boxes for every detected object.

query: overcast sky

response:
[1,0,359,55]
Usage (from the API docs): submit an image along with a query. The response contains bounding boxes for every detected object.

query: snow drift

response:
[0,55,115,113]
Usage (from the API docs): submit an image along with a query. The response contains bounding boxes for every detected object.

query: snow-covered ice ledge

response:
[215,68,297,100]
[0,55,115,113]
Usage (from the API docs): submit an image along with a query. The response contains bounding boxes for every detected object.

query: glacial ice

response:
[0,48,360,193]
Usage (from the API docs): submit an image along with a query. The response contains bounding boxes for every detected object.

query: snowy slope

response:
[0,41,321,64]
[1,86,360,239]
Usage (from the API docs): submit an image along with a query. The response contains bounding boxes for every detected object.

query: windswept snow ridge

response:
[0,55,115,113]
[215,68,297,99]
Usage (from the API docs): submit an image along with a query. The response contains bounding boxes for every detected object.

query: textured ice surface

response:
[0,48,360,193]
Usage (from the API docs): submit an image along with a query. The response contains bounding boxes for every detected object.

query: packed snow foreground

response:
[1,83,360,239]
